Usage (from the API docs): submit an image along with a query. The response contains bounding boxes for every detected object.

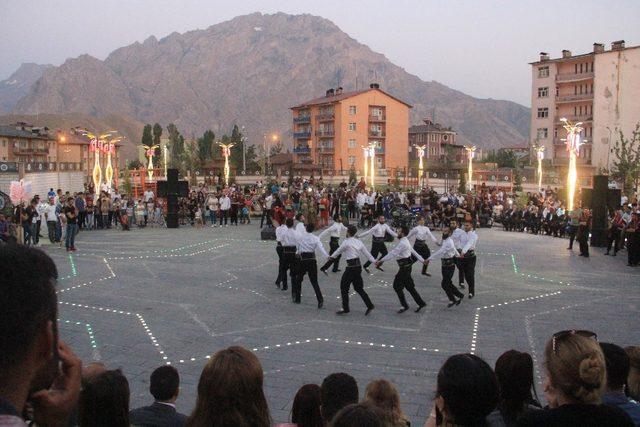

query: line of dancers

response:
[274,214,478,315]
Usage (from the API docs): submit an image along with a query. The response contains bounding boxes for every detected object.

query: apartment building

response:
[0,122,58,163]
[530,40,640,176]
[291,84,411,176]
[408,119,464,169]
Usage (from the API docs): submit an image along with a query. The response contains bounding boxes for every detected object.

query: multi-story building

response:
[56,128,122,178]
[529,40,640,177]
[408,119,464,170]
[0,122,58,163]
[290,84,411,176]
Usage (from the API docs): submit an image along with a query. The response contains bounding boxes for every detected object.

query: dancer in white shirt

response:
[357,216,398,273]
[319,216,348,273]
[295,223,329,308]
[449,220,467,289]
[459,220,479,298]
[426,227,465,308]
[274,222,288,289]
[407,217,439,276]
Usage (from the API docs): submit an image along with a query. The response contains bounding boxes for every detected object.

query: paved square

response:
[39,225,639,425]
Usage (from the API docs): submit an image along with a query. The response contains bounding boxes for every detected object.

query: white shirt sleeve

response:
[462,232,478,254]
[360,242,377,264]
[316,239,329,258]
[384,224,398,237]
[425,227,438,244]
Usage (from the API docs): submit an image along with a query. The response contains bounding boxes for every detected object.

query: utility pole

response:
[241,126,246,174]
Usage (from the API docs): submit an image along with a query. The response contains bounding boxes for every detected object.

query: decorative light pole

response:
[142,144,160,180]
[163,143,168,179]
[104,137,120,190]
[367,142,377,189]
[361,146,369,184]
[464,145,477,192]
[560,117,584,211]
[79,129,119,194]
[414,144,427,188]
[534,145,545,191]
[218,142,235,186]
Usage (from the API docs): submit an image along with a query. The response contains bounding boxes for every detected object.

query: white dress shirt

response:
[380,237,425,263]
[356,193,367,207]
[219,196,231,210]
[319,222,347,239]
[297,232,329,258]
[358,223,398,239]
[428,237,459,261]
[280,227,299,247]
[450,228,465,250]
[461,230,478,254]
[275,224,287,242]
[295,222,306,236]
[407,225,438,244]
[44,204,58,221]
[331,237,376,263]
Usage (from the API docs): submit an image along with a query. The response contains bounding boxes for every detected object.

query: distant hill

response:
[10,12,530,151]
[0,63,53,113]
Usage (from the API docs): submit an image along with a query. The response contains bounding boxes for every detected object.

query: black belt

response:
[414,239,427,246]
[397,257,413,267]
[466,250,476,257]
[442,257,455,267]
[373,236,385,242]
[277,242,282,246]
[283,246,297,254]
[330,236,339,242]
[346,258,361,267]
[300,252,316,260]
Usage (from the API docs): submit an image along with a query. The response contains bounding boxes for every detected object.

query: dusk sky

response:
[2,0,639,106]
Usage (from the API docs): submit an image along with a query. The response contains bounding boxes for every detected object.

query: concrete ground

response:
[37,223,640,425]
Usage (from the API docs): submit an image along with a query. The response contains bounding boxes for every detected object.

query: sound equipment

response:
[589,175,608,247]
[156,169,189,228]
[261,225,276,240]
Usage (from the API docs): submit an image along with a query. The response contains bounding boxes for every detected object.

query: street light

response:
[141,143,160,181]
[413,144,427,188]
[218,141,235,186]
[464,145,477,192]
[560,117,584,211]
[361,146,369,184]
[534,145,545,191]
[366,141,377,189]
[241,126,247,174]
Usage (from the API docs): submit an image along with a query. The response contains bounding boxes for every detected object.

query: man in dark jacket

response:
[129,365,187,427]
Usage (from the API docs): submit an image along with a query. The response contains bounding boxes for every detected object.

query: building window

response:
[348,123,356,131]
[538,66,549,78]
[348,155,355,165]
[376,157,383,166]
[348,139,356,149]
[349,106,357,115]
[538,87,549,98]
[536,128,548,139]
[442,134,449,142]
[431,134,436,142]
[537,108,549,118]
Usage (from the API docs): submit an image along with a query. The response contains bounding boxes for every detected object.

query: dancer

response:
[358,215,397,273]
[407,217,438,276]
[425,226,464,308]
[319,216,348,273]
[279,218,299,295]
[322,225,376,316]
[375,226,427,313]
[459,220,478,299]
[295,223,328,308]
[274,220,288,289]
[450,220,466,288]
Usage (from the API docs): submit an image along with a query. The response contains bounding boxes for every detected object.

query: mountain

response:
[11,12,530,151]
[0,63,53,113]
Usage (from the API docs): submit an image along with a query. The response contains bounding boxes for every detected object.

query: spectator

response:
[331,402,387,427]
[517,330,634,426]
[0,245,82,427]
[78,369,130,427]
[277,384,323,427]
[130,365,188,427]
[320,373,359,425]
[426,353,498,427]
[600,343,640,426]
[627,346,640,402]
[364,379,409,427]
[487,350,541,426]
[186,346,270,427]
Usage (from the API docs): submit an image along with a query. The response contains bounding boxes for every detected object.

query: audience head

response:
[464,220,473,232]
[306,223,316,233]
[544,330,605,406]
[291,384,323,427]
[347,225,358,237]
[625,346,640,401]
[286,218,294,228]
[600,343,630,393]
[320,372,359,424]
[150,365,180,402]
[330,402,386,427]
[364,379,405,426]
[435,353,499,426]
[187,346,270,427]
[78,369,130,427]
[398,226,409,238]
[81,362,107,387]
[494,350,537,418]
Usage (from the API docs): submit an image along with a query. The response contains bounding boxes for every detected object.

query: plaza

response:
[40,225,640,425]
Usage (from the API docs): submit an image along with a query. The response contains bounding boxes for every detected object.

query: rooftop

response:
[0,123,53,140]
[409,118,455,134]
[292,85,412,109]
[530,40,640,65]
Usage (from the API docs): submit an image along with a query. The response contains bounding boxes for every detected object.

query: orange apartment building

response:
[291,84,411,176]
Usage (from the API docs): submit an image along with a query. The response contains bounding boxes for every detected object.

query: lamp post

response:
[218,141,235,186]
[414,144,427,188]
[560,117,584,212]
[79,129,118,194]
[464,145,477,192]
[241,126,247,174]
[367,141,377,189]
[163,143,168,179]
[142,144,160,181]
[361,146,369,184]
[534,145,545,191]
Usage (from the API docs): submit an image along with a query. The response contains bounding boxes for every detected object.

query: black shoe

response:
[365,306,375,316]
[363,266,371,274]
[333,269,341,272]
[318,300,323,309]
[336,310,350,315]
[459,283,465,289]
[422,272,432,277]
[415,304,426,313]
[281,286,288,291]
[397,307,409,314]
[275,280,281,288]
[469,293,474,299]
[455,296,463,305]
[612,252,617,256]
[320,268,328,276]
[605,252,610,255]
[447,301,457,308]
[294,299,301,304]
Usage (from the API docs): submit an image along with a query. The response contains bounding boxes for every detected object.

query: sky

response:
[1,0,639,106]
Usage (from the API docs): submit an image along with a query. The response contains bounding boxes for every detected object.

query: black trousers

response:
[606,228,621,254]
[47,221,57,243]
[460,255,477,295]
[578,225,589,256]
[441,263,463,302]
[363,240,388,268]
[219,210,228,225]
[281,252,298,290]
[455,255,465,285]
[412,243,431,274]
[276,245,285,285]
[393,264,426,308]
[340,265,374,311]
[296,259,323,304]
[322,238,342,272]
[568,225,577,249]
[628,232,640,266]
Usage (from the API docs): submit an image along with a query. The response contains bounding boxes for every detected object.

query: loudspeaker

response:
[157,181,168,198]
[590,175,608,247]
[178,181,189,197]
[608,189,621,210]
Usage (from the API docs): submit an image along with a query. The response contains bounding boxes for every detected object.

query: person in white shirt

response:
[143,189,154,203]
[319,216,348,273]
[280,218,300,295]
[425,227,464,307]
[295,213,306,235]
[459,220,479,298]
[357,216,398,272]
[295,223,329,308]
[275,222,288,289]
[407,217,439,276]
[44,198,59,244]
[218,193,231,226]
[376,225,427,313]
[322,225,376,316]
[449,220,467,289]
[206,193,218,227]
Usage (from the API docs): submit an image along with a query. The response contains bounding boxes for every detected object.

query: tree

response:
[513,168,523,192]
[152,123,163,158]
[197,130,215,166]
[167,123,184,170]
[246,145,261,174]
[458,170,467,194]
[270,142,283,156]
[123,166,132,194]
[127,159,143,169]
[183,138,199,184]
[610,124,640,195]
[141,124,153,162]
[229,125,245,172]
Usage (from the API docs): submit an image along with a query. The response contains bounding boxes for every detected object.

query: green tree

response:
[141,124,153,160]
[167,123,184,170]
[183,138,199,184]
[611,124,640,195]
[270,142,283,156]
[513,168,523,192]
[127,159,143,169]
[229,125,244,171]
[152,123,163,158]
[458,170,467,193]
[245,145,261,174]
[197,130,215,166]
[123,166,132,194]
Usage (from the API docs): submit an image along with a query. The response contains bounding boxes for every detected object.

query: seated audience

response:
[627,346,640,402]
[277,383,324,427]
[78,369,130,427]
[517,330,634,426]
[130,365,188,427]
[331,402,388,427]
[487,350,541,426]
[364,379,409,427]
[600,343,640,426]
[320,373,359,425]
[0,245,82,427]
[186,346,270,427]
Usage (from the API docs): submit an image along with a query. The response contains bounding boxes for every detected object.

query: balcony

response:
[316,113,335,122]
[368,114,386,122]
[317,146,334,153]
[316,130,335,138]
[293,146,311,154]
[368,131,386,138]
[293,116,311,123]
[555,93,593,103]
[556,72,594,83]
[374,146,385,154]
[552,156,592,166]
[293,131,311,139]
[555,115,593,124]
[553,138,592,146]
[13,147,49,155]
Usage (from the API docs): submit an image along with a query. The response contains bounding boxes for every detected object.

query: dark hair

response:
[306,223,316,233]
[78,369,130,427]
[296,213,303,221]
[0,245,58,375]
[346,225,358,237]
[291,384,323,427]
[436,353,499,426]
[150,365,180,401]
[286,218,294,228]
[330,402,385,427]
[600,342,630,389]
[494,350,536,423]
[321,372,359,423]
[400,226,409,236]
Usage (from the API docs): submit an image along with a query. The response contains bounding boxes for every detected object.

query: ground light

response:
[560,118,584,211]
